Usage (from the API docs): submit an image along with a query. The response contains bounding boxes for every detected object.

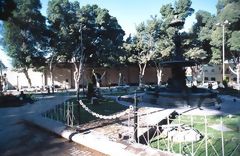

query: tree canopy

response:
[210,0,240,64]
[0,0,16,21]
[47,1,125,67]
[3,0,47,86]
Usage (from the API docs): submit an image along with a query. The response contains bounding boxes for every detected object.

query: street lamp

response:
[216,20,230,82]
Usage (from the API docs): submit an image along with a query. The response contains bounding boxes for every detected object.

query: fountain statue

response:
[142,14,221,107]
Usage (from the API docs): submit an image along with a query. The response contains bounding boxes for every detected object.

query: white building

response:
[5,69,44,89]
[200,63,238,84]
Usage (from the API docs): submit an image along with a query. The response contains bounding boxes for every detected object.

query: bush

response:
[87,82,95,99]
[222,79,228,88]
[0,93,35,108]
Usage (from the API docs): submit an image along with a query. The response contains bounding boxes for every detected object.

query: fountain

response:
[142,15,221,107]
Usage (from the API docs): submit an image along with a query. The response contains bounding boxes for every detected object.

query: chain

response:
[79,100,133,120]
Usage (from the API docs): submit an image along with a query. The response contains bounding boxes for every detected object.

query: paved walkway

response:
[0,93,105,156]
[116,94,240,116]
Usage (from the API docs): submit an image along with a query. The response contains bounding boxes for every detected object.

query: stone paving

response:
[0,92,106,156]
[0,122,105,156]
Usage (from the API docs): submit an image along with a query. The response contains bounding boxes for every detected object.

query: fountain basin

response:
[142,86,220,107]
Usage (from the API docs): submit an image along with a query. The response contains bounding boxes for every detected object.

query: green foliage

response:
[189,10,215,64]
[217,1,240,26]
[79,4,125,67]
[210,47,222,64]
[228,31,240,51]
[87,82,94,99]
[0,93,35,107]
[3,0,47,72]
[212,0,240,64]
[0,0,16,21]
[125,16,163,65]
[184,47,208,62]
[223,78,229,87]
[125,0,195,66]
[47,1,125,67]
[175,0,194,20]
[158,0,195,61]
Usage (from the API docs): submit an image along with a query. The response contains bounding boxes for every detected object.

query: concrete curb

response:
[24,115,176,156]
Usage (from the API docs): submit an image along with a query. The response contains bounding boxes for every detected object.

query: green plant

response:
[222,78,229,88]
[0,93,35,107]
[87,82,95,99]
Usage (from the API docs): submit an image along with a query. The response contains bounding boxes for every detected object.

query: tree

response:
[137,16,164,86]
[124,23,155,87]
[47,2,125,89]
[154,0,194,85]
[3,0,47,87]
[211,0,240,65]
[0,0,16,21]
[79,4,125,87]
[47,0,79,90]
[188,10,215,63]
[124,0,194,86]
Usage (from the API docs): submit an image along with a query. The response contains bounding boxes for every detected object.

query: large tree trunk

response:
[92,69,106,88]
[154,62,163,86]
[49,56,55,93]
[138,63,147,87]
[156,67,163,86]
[73,61,84,91]
[118,73,122,86]
[23,68,32,87]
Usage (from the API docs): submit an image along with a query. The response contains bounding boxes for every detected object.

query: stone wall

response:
[5,65,171,89]
[44,65,171,88]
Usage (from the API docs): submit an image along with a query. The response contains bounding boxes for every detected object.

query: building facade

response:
[200,63,238,84]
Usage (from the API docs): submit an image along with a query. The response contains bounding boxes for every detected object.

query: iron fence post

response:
[134,90,138,143]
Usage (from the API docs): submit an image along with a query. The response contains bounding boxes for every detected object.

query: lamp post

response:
[216,20,230,82]
[238,64,240,90]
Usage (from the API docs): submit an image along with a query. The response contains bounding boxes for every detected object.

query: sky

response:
[41,0,218,35]
[1,0,218,69]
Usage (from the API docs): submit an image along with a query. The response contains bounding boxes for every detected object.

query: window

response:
[204,77,208,81]
[204,70,208,72]
[211,77,216,81]
[226,68,230,74]
[211,69,215,72]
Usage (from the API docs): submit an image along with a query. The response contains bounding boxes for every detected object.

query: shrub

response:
[87,82,95,99]
[0,93,35,107]
[222,79,228,88]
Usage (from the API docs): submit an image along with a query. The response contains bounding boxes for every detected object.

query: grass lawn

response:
[150,114,240,156]
[78,98,128,124]
[45,97,128,125]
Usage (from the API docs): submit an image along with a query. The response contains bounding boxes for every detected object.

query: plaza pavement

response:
[115,94,240,116]
[0,92,106,156]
